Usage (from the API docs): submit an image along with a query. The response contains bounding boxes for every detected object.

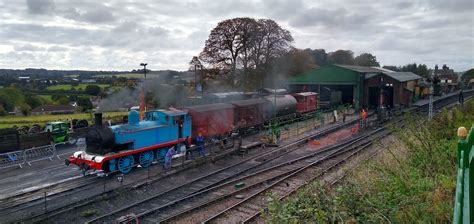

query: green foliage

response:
[85,84,101,96]
[0,105,6,115]
[383,63,430,78]
[55,96,70,105]
[24,93,44,109]
[265,102,474,223]
[19,103,31,116]
[354,53,380,67]
[327,50,355,65]
[77,97,93,111]
[0,87,24,112]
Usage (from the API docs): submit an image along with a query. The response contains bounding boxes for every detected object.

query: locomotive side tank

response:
[67,110,191,174]
[263,94,297,118]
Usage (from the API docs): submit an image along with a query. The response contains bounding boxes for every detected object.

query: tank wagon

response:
[264,94,298,118]
[66,110,191,174]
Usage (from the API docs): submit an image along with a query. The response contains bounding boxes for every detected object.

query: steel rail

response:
[155,134,377,223]
[203,129,386,223]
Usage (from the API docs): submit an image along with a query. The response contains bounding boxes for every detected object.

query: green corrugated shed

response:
[288,64,382,110]
[288,64,361,85]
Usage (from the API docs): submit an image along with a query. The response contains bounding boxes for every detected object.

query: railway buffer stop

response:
[288,64,420,112]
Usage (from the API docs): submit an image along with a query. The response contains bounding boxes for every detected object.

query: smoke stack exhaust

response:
[94,113,103,126]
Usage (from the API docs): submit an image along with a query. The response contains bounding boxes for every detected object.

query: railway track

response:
[82,120,362,223]
[241,95,474,224]
[21,118,359,223]
[141,128,386,223]
[88,128,375,223]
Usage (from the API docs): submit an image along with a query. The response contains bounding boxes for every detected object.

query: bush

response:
[19,103,31,116]
[85,84,101,96]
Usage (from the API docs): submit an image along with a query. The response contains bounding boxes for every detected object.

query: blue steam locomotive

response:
[66,109,191,174]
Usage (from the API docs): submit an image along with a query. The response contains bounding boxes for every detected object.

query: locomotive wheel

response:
[117,155,134,174]
[139,151,154,168]
[156,148,167,164]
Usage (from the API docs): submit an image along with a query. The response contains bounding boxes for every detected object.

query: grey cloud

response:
[0,0,472,71]
[48,45,67,51]
[14,43,46,51]
[64,6,116,24]
[288,7,374,33]
[26,0,55,14]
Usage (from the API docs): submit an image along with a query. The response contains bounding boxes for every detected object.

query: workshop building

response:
[288,64,421,109]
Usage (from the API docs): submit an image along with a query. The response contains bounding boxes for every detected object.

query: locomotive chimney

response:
[94,113,103,126]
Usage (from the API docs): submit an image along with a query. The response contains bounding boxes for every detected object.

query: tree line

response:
[191,17,438,90]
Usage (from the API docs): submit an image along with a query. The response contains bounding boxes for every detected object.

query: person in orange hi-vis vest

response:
[361,109,367,129]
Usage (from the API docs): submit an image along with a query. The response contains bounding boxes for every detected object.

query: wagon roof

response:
[184,103,235,113]
[231,98,267,107]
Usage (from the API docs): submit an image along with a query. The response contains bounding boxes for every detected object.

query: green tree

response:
[0,105,6,115]
[77,97,93,111]
[24,94,43,109]
[462,68,474,82]
[415,64,429,78]
[0,87,24,112]
[327,50,355,65]
[198,17,293,86]
[308,48,328,66]
[354,53,380,67]
[56,96,69,105]
[85,84,101,96]
[19,103,31,116]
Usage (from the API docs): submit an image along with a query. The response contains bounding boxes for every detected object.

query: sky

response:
[0,0,472,72]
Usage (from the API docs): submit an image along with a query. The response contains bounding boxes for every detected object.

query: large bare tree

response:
[198,17,293,87]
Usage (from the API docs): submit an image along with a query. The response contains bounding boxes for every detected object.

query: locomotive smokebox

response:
[94,113,103,126]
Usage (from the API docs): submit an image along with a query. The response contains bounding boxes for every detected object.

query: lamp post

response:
[377,76,385,122]
[139,63,147,120]
[194,64,203,104]
[140,63,147,79]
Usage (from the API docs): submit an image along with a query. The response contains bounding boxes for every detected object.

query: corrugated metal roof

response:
[334,64,387,73]
[364,72,421,82]
[384,72,421,82]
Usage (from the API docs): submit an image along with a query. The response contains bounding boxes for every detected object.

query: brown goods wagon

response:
[292,92,318,114]
[183,103,235,138]
[231,98,269,130]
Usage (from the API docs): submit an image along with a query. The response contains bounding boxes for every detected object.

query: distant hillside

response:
[0,68,189,79]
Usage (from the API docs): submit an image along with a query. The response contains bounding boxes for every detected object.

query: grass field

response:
[0,111,127,128]
[46,84,110,91]
[94,73,159,79]
[38,95,53,101]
